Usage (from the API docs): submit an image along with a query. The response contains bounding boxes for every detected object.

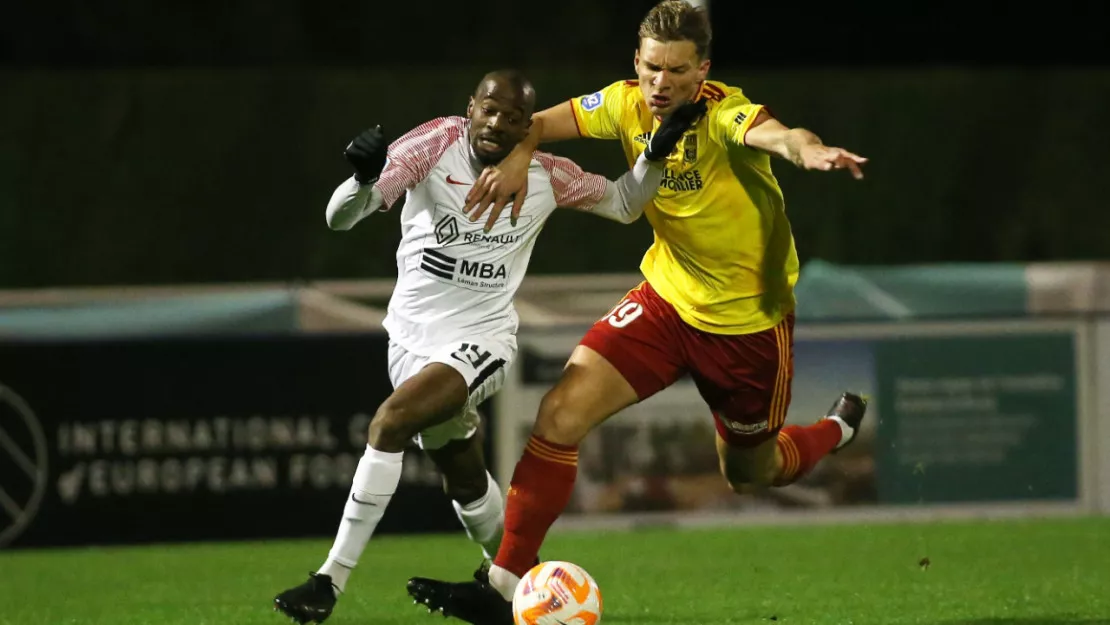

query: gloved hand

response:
[644,99,708,162]
[344,125,388,184]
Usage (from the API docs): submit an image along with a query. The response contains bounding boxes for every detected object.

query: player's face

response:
[635,38,710,117]
[467,85,532,165]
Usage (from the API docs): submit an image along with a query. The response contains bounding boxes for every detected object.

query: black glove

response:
[643,99,708,162]
[344,126,388,184]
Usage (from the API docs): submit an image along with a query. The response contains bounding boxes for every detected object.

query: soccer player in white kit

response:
[272,69,705,624]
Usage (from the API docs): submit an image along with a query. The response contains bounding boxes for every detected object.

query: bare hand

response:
[464,155,530,232]
[799,145,868,179]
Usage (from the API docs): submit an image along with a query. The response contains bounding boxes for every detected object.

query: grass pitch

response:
[2,516,1107,625]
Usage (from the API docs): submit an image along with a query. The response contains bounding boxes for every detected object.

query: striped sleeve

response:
[375,116,465,209]
[533,152,608,209]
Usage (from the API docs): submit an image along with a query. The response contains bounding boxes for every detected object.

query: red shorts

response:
[579,281,794,448]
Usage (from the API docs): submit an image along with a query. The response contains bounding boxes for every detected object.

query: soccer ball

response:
[512,561,603,625]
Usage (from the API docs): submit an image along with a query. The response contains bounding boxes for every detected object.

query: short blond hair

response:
[638,0,712,59]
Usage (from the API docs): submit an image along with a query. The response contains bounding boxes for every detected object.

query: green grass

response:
[2,517,1108,625]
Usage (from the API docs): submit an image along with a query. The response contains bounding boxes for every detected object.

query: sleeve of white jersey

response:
[324,117,465,230]
[537,152,662,224]
[325,178,383,230]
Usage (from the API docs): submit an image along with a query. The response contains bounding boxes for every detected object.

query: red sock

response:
[493,435,578,578]
[774,420,842,486]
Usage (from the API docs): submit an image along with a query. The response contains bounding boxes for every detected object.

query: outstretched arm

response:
[327,118,464,230]
[569,153,664,224]
[743,110,868,179]
[546,99,707,223]
[517,102,585,154]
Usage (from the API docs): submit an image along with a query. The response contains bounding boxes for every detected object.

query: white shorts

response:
[387,336,516,450]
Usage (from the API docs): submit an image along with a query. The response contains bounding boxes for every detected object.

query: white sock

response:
[317,444,404,594]
[828,415,853,448]
[452,472,504,560]
[488,564,521,601]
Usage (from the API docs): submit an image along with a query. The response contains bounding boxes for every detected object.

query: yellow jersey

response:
[569,79,799,335]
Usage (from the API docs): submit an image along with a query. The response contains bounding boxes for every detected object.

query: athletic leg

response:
[717,392,866,489]
[488,282,696,597]
[418,337,515,562]
[426,432,504,561]
[486,345,642,594]
[694,314,867,490]
[274,339,497,623]
[317,358,471,587]
[407,282,688,624]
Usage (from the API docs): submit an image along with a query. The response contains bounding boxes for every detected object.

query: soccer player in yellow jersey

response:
[408,3,871,622]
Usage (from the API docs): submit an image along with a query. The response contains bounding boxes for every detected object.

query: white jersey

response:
[326,116,663,357]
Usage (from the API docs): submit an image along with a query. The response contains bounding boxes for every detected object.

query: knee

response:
[720,461,757,494]
[720,449,779,492]
[367,398,416,453]
[533,386,589,446]
[723,469,776,494]
[746,463,780,489]
[725,479,758,496]
[443,471,489,506]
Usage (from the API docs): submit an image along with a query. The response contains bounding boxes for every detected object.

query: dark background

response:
[3,0,1108,288]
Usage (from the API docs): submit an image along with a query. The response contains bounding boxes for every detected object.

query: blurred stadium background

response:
[2,1,1108,623]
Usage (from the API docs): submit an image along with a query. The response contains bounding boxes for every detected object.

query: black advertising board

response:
[0,333,482,549]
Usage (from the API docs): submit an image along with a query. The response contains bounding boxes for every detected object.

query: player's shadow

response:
[935,618,1110,625]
